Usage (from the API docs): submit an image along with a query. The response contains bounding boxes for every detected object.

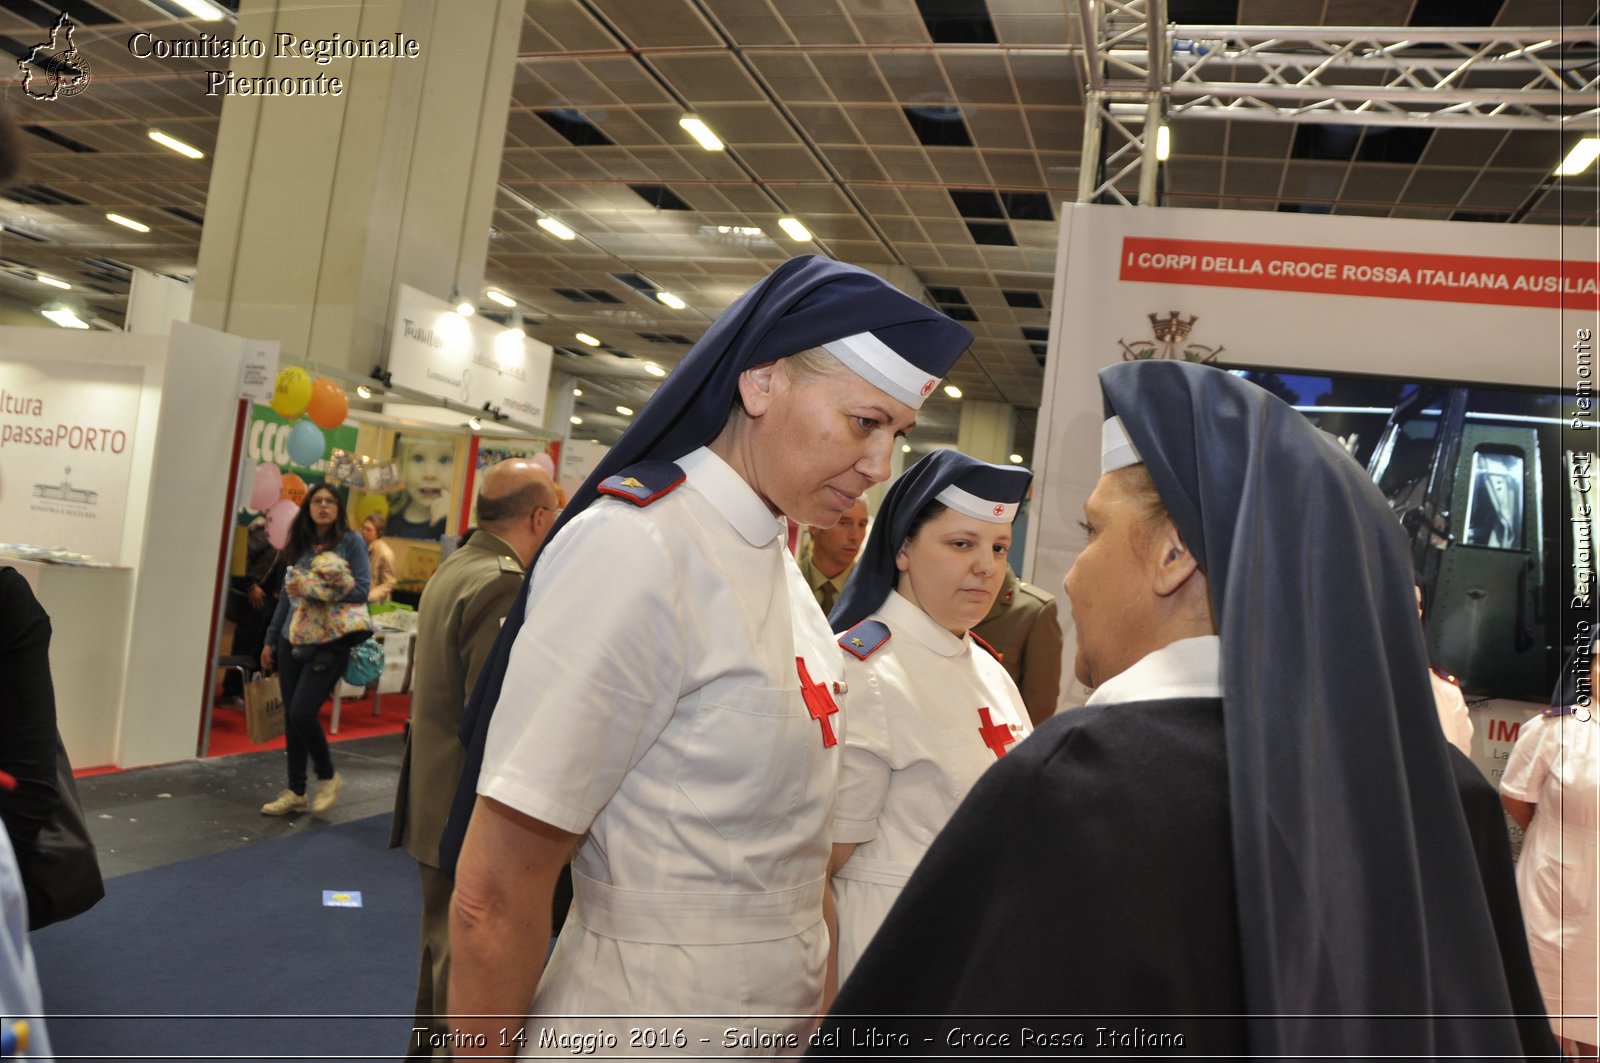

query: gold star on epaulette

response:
[621,477,644,488]
[850,637,864,648]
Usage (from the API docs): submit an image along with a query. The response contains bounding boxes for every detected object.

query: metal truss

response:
[1076,7,1599,206]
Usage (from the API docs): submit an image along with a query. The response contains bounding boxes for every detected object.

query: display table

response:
[5,559,134,769]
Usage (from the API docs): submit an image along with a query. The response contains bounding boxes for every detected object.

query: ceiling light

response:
[1555,137,1600,176]
[572,387,583,396]
[570,415,584,425]
[485,289,516,308]
[106,213,150,233]
[170,0,228,18]
[901,443,911,453]
[616,405,634,416]
[450,285,474,317]
[537,216,576,240]
[1009,453,1024,464]
[468,416,482,431]
[576,332,600,346]
[678,115,725,152]
[655,291,687,310]
[1156,124,1171,162]
[505,309,525,339]
[644,362,666,378]
[36,273,70,290]
[943,385,963,399]
[356,385,373,399]
[40,304,88,329]
[777,217,813,242]
[148,129,204,159]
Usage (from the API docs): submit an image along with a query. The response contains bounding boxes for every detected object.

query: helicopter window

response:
[1463,448,1524,550]
[1372,406,1442,501]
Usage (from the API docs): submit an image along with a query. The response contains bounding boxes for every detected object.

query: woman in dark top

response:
[261,483,370,816]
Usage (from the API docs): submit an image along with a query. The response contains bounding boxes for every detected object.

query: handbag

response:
[16,733,105,930]
[344,637,386,686]
[243,673,286,744]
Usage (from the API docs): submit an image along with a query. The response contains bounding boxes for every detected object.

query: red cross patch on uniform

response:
[797,657,839,748]
[978,706,1015,758]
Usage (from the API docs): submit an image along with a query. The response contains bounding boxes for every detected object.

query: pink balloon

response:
[532,452,556,477]
[265,498,299,550]
[250,463,283,511]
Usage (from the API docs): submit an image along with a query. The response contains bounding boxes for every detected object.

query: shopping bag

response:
[244,673,285,744]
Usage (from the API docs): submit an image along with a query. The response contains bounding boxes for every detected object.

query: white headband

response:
[822,331,941,410]
[1101,415,1143,474]
[936,483,1018,524]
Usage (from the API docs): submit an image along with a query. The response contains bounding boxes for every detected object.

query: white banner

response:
[0,356,143,563]
[387,283,553,426]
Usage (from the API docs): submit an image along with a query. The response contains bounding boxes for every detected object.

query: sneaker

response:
[310,772,342,815]
[261,790,307,816]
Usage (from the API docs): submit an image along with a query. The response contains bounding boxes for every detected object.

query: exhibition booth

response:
[1027,204,1600,782]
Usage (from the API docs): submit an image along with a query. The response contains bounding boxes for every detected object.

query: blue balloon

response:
[285,418,326,467]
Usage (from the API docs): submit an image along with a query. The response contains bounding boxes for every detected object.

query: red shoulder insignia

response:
[597,461,684,507]
[1429,666,1459,686]
[969,631,1003,662]
[839,619,891,661]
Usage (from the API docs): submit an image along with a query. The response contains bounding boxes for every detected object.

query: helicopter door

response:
[1430,425,1546,699]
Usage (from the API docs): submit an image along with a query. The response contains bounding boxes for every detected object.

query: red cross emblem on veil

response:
[978,707,1014,758]
[797,657,839,748]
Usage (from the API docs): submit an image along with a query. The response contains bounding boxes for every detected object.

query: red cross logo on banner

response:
[797,657,839,748]
[978,707,1014,758]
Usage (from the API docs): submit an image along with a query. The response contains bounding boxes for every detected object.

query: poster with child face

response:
[386,431,458,540]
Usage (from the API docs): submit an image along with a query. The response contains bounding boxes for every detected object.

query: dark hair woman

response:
[260,482,370,817]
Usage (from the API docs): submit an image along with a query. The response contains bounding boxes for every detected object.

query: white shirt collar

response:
[1084,635,1223,705]
[677,447,786,547]
[878,588,967,658]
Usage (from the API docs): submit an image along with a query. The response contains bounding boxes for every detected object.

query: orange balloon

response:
[306,378,349,430]
[279,472,307,506]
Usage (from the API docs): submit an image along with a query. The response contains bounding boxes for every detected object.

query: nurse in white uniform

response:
[441,256,973,1056]
[824,450,1034,989]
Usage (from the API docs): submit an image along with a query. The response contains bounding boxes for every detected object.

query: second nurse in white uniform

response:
[825,449,1034,988]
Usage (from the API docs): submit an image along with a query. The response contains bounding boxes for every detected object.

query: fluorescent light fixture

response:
[170,0,228,18]
[616,405,634,416]
[36,274,70,290]
[678,114,725,152]
[468,416,482,431]
[106,213,150,233]
[41,306,88,329]
[149,129,204,159]
[901,443,911,453]
[644,362,666,378]
[356,385,373,399]
[777,217,813,242]
[537,216,576,240]
[655,291,687,310]
[1555,137,1600,176]
[576,332,601,347]
[1009,453,1024,464]
[485,288,516,308]
[572,387,583,396]
[570,415,584,425]
[943,385,963,399]
[1156,124,1171,162]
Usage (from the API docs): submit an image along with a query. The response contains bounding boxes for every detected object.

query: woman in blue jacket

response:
[261,482,369,816]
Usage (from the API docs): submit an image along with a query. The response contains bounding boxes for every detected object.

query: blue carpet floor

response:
[30,813,421,1062]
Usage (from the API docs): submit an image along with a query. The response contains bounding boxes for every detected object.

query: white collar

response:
[678,447,786,547]
[878,588,967,658]
[1085,635,1223,705]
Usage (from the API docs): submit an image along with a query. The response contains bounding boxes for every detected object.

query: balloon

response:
[249,462,282,511]
[532,452,556,477]
[306,378,349,430]
[279,472,307,506]
[286,419,325,467]
[271,366,313,419]
[265,499,299,550]
[353,493,390,526]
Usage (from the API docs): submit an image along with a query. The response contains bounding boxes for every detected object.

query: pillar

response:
[957,400,1015,465]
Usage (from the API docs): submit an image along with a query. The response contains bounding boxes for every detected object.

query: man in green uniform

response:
[390,458,560,1057]
[800,496,868,616]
